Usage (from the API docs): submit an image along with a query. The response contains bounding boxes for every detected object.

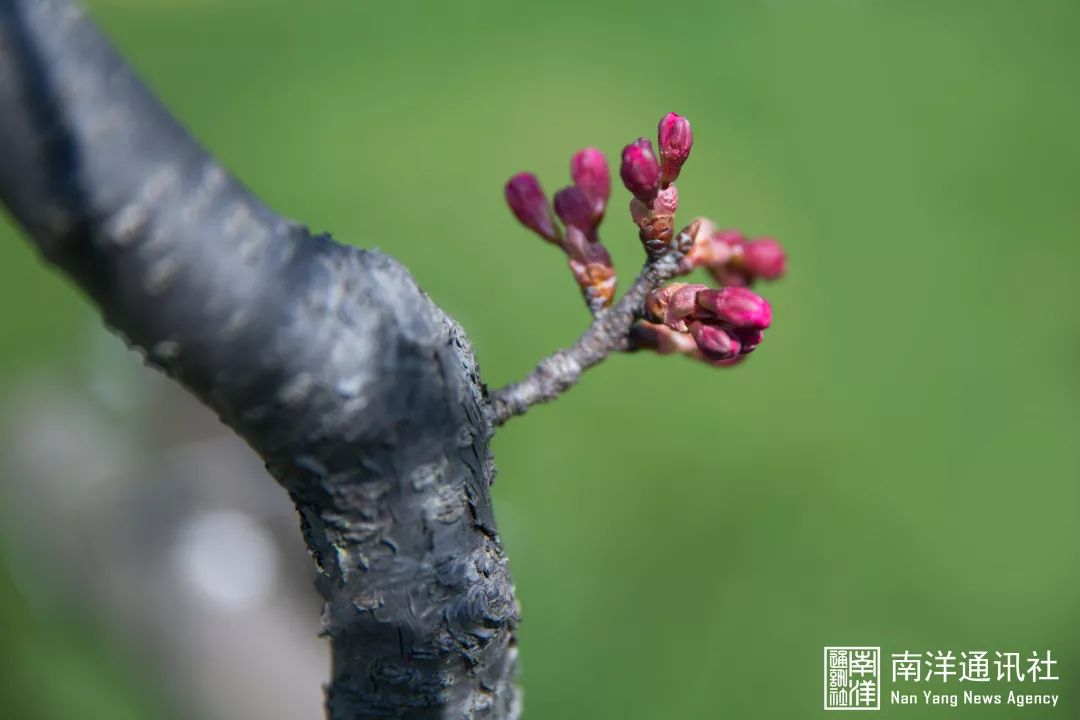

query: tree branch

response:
[0,1,519,718]
[486,249,684,425]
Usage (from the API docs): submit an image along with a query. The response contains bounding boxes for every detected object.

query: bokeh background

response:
[2,0,1079,717]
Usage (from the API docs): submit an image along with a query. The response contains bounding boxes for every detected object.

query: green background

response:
[2,0,1079,717]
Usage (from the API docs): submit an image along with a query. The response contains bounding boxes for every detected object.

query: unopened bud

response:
[620,138,660,203]
[505,172,559,242]
[657,112,693,185]
[741,237,787,280]
[697,287,772,329]
[554,186,595,234]
[706,231,788,286]
[570,147,610,221]
[732,327,764,354]
[689,321,740,361]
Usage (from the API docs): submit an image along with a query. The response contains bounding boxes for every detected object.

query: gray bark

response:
[0,1,520,717]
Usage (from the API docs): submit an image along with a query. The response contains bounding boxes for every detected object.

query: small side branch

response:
[487,249,683,424]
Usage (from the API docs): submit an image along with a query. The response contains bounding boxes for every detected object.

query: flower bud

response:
[697,287,772,330]
[657,112,693,185]
[732,327,764,354]
[689,321,740,361]
[554,186,594,234]
[741,237,787,280]
[620,138,660,203]
[570,147,610,220]
[505,173,559,242]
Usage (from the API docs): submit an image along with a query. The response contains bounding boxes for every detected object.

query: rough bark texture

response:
[0,1,520,717]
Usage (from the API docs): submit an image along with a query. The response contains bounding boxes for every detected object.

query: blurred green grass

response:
[2,0,1079,717]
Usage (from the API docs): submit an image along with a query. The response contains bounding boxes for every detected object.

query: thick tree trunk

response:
[0,1,520,717]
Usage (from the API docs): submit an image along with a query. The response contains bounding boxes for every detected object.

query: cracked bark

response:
[0,1,519,718]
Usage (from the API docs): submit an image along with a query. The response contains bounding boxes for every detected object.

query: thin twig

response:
[486,248,684,425]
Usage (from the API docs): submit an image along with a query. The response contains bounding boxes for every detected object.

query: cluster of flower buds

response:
[505,148,616,312]
[505,110,787,369]
[682,226,787,287]
[634,283,772,365]
[621,113,693,258]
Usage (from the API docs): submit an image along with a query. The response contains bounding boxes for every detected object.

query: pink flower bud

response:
[732,327,764,354]
[741,237,787,280]
[657,112,693,185]
[554,186,595,234]
[697,287,772,330]
[705,231,787,286]
[620,138,660,203]
[689,321,740,361]
[570,147,610,220]
[505,172,559,242]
